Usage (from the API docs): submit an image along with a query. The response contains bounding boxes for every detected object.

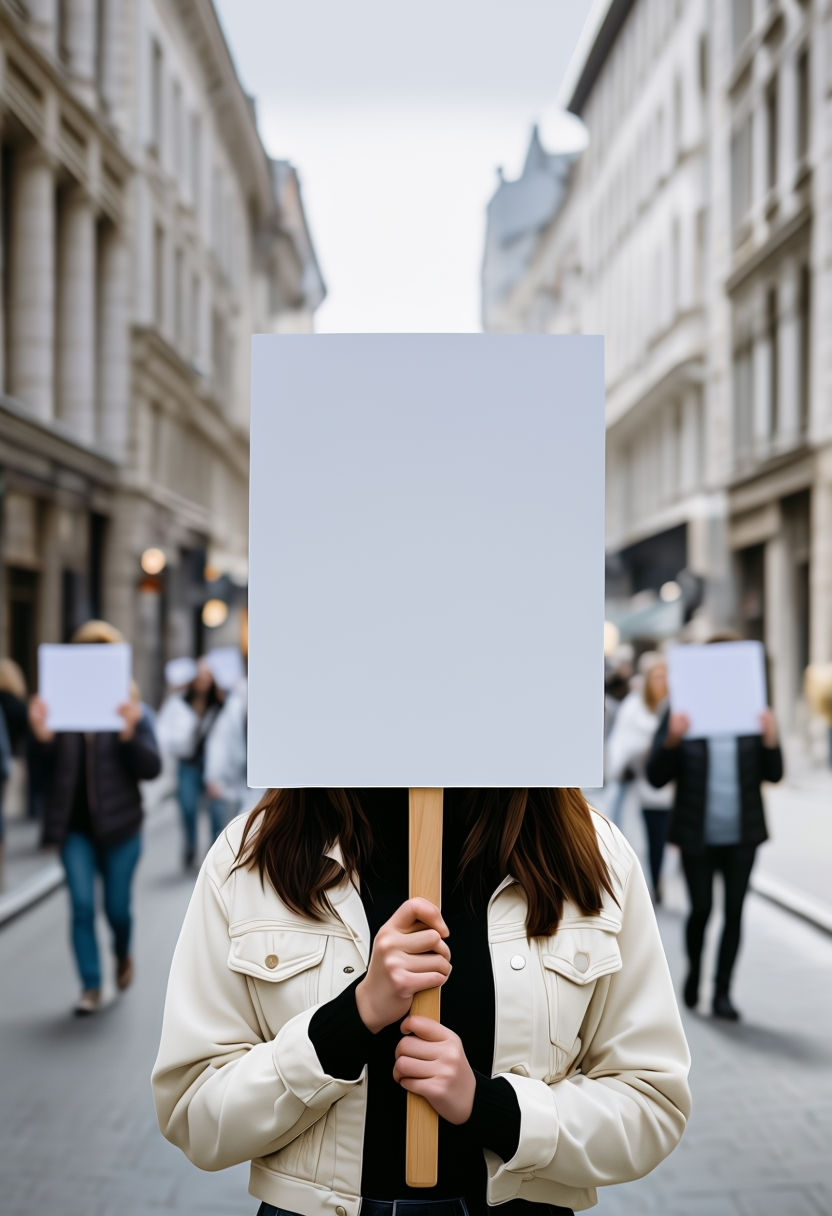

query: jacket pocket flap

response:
[228,929,327,982]
[541,928,622,985]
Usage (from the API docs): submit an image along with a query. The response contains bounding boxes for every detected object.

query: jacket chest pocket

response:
[227,927,328,1036]
[539,922,622,1074]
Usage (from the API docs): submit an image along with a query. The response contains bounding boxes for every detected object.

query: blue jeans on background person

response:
[177,759,228,862]
[60,831,142,992]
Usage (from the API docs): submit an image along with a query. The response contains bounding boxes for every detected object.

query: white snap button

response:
[335,1207,347,1216]
[510,954,526,970]
[574,951,589,973]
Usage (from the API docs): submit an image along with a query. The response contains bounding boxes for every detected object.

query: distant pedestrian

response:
[204,675,259,818]
[647,636,783,1020]
[28,620,161,1016]
[0,698,11,885]
[603,657,634,826]
[606,652,674,902]
[0,658,32,839]
[157,659,227,868]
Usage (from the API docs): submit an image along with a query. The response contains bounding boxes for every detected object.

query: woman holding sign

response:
[153,788,690,1216]
[29,621,161,1016]
[647,636,783,1021]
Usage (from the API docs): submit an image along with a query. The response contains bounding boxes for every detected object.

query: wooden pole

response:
[405,787,444,1187]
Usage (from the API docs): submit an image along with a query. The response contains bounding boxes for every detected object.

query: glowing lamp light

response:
[603,620,620,656]
[660,580,682,603]
[140,547,167,575]
[202,598,229,628]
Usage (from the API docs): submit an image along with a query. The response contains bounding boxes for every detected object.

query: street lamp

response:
[141,547,167,576]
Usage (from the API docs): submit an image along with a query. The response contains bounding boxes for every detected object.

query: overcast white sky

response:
[215,0,593,333]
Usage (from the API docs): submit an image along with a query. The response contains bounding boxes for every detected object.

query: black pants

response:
[641,807,670,895]
[681,844,757,997]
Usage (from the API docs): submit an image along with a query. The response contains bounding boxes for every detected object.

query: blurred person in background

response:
[0,695,10,884]
[606,652,674,904]
[28,620,161,1016]
[204,673,259,820]
[603,656,634,826]
[647,635,783,1021]
[156,659,226,869]
[0,657,42,830]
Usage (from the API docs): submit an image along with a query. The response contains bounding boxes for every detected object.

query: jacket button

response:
[265,955,279,969]
[574,951,589,973]
[510,955,526,970]
[343,966,355,974]
[336,1207,347,1216]
[510,1064,529,1076]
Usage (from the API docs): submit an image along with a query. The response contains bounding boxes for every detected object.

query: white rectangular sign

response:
[39,643,132,732]
[248,334,605,788]
[667,641,767,738]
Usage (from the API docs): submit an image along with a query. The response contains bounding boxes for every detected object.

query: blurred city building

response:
[0,0,324,704]
[482,0,831,746]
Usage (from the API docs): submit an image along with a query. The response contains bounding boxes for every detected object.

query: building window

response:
[172,80,183,181]
[671,215,681,316]
[796,48,810,163]
[731,116,753,244]
[698,31,708,94]
[189,272,200,364]
[732,0,753,55]
[673,73,683,160]
[174,246,183,347]
[189,113,201,209]
[150,37,163,155]
[766,286,779,439]
[798,264,810,434]
[153,222,165,327]
[765,76,778,192]
[733,339,754,463]
[694,207,706,304]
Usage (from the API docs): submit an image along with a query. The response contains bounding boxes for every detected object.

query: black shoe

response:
[712,993,741,1021]
[682,971,699,1009]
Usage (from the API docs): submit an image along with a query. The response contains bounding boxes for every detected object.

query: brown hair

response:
[235,788,616,938]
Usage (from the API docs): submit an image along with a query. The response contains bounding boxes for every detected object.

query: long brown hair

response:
[235,788,616,938]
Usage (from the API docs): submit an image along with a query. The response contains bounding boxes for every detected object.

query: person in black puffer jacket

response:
[646,640,783,1022]
[29,620,161,1016]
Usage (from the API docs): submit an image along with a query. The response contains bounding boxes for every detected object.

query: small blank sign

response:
[667,641,767,738]
[39,644,132,732]
[248,334,605,789]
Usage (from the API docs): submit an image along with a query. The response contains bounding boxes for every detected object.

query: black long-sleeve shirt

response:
[308,789,573,1216]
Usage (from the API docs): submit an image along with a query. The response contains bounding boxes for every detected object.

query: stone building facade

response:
[0,0,324,703]
[483,0,832,743]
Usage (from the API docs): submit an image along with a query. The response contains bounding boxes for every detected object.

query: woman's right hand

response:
[28,696,55,744]
[355,897,451,1034]
[665,712,691,748]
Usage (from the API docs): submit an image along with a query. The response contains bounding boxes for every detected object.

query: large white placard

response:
[248,334,605,788]
[39,643,132,732]
[667,641,767,738]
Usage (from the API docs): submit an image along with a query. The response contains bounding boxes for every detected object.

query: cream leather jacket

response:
[152,810,690,1214]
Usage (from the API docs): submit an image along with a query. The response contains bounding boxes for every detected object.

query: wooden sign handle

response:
[405,787,444,1188]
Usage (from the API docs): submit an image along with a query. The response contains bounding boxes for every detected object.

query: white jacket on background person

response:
[151,809,690,1214]
[606,691,674,811]
[203,678,260,815]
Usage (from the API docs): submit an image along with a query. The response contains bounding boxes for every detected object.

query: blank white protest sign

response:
[667,641,767,738]
[39,643,132,732]
[248,334,605,789]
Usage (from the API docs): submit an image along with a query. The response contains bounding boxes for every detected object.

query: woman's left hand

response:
[759,707,778,748]
[117,701,142,742]
[393,1015,476,1125]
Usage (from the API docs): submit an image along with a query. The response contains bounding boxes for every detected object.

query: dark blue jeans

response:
[177,760,228,856]
[60,831,142,991]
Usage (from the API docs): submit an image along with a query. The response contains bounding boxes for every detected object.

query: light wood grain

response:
[405,787,444,1188]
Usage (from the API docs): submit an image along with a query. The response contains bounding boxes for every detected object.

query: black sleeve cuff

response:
[465,1071,522,1162]
[308,975,375,1080]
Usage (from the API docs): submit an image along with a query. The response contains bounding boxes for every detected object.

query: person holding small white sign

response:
[29,620,161,1016]
[646,635,783,1021]
[152,787,691,1216]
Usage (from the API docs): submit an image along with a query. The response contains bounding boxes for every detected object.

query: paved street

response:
[2,800,831,1216]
